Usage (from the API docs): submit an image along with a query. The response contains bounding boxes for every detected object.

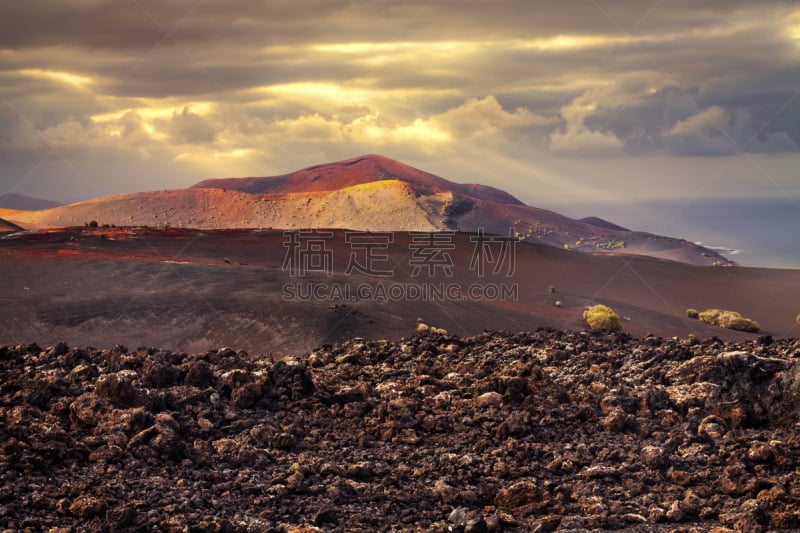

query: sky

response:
[1,0,799,255]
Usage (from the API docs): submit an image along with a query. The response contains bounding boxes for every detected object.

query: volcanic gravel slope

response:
[2,331,800,532]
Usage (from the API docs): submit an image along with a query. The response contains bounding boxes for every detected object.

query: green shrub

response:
[725,316,761,333]
[698,308,760,333]
[548,285,556,294]
[686,308,699,319]
[584,304,622,332]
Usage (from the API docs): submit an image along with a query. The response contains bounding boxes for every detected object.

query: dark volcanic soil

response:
[3,331,800,532]
[3,227,800,354]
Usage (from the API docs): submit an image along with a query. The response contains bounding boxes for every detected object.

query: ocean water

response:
[571,198,800,269]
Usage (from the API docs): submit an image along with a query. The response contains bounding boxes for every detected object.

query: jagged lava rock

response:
[1,331,800,531]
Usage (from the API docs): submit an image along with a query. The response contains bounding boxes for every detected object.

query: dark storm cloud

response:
[0,1,350,50]
[2,0,795,49]
[3,0,798,106]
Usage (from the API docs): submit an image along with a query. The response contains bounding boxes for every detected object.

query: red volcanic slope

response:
[187,154,733,266]
[192,154,523,205]
[0,218,24,232]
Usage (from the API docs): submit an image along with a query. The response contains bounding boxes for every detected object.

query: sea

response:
[568,197,800,269]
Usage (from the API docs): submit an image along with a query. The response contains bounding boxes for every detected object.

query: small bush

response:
[548,285,556,294]
[686,308,699,319]
[584,304,622,332]
[725,316,761,333]
[698,308,760,333]
[87,220,98,228]
[416,322,447,335]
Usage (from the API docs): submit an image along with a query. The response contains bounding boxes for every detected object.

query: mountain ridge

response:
[0,193,63,211]
[580,216,629,232]
[0,154,734,266]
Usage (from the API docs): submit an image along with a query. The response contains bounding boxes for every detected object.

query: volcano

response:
[0,155,732,266]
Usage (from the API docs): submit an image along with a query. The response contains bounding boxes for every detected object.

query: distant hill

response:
[580,216,630,232]
[0,193,63,211]
[0,155,734,266]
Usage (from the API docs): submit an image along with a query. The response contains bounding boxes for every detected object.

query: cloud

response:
[426,96,557,139]
[547,76,659,154]
[117,111,153,145]
[276,113,344,142]
[550,129,624,153]
[548,68,799,156]
[664,106,797,155]
[668,106,730,136]
[163,107,217,144]
[1,1,793,51]
[40,120,122,151]
[254,96,555,146]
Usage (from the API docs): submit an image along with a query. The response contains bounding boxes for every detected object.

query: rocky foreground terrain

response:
[2,330,800,532]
